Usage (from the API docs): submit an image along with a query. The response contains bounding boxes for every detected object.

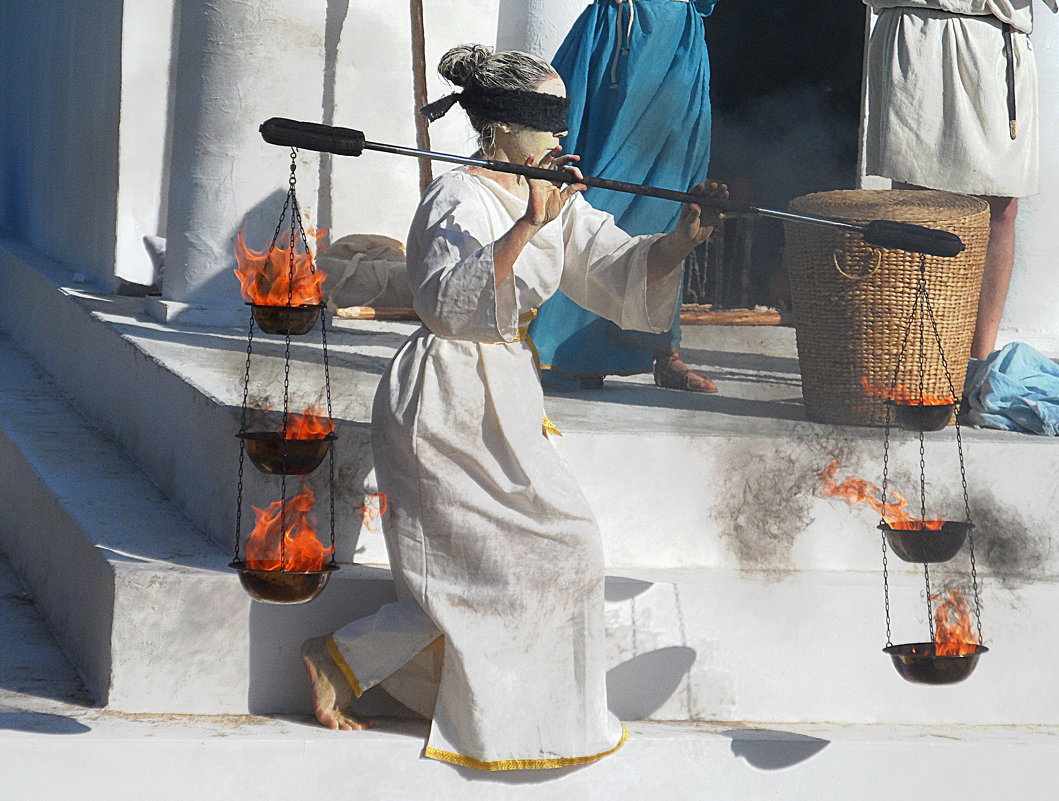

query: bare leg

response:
[301,637,372,731]
[971,196,1018,360]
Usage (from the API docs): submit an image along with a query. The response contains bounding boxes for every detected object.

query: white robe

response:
[329,166,681,770]
[864,0,1057,196]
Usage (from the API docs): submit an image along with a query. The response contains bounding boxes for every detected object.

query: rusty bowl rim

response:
[229,560,339,577]
[883,642,989,661]
[236,431,337,443]
[877,520,972,535]
[246,302,326,310]
[883,642,989,685]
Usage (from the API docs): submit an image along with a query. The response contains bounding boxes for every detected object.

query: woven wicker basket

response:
[784,190,989,426]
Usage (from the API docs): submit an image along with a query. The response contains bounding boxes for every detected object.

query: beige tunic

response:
[864,0,1056,196]
[329,166,680,770]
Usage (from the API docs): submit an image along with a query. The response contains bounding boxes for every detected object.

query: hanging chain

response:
[233,312,257,562]
[265,149,298,257]
[320,303,337,565]
[923,275,983,645]
[913,259,940,643]
[238,146,335,576]
[277,147,301,570]
[879,263,921,649]
[924,561,936,643]
[881,514,893,647]
[881,389,894,646]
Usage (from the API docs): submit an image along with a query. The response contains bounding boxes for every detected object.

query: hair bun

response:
[437,44,493,87]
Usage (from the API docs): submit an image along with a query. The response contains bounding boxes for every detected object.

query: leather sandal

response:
[653,351,718,393]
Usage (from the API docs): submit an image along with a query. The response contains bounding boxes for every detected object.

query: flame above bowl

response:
[235,479,336,603]
[234,227,328,335]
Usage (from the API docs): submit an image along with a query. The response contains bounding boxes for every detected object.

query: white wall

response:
[161,0,328,310]
[114,0,176,287]
[0,1,123,288]
[324,0,502,246]
[496,0,586,59]
[1007,10,1059,347]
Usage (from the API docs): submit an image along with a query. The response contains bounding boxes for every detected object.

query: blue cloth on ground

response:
[963,342,1059,435]
[529,0,717,383]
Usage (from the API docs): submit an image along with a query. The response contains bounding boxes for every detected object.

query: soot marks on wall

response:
[923,485,1051,595]
[713,429,864,571]
[966,496,1051,589]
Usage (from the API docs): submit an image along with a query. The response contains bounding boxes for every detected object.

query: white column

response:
[149,0,327,326]
[496,0,587,60]
[1005,13,1059,353]
[114,0,176,288]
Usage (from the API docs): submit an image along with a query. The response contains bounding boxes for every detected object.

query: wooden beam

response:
[409,0,433,191]
[334,305,789,326]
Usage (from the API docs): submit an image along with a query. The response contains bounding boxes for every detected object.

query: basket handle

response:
[832,249,883,280]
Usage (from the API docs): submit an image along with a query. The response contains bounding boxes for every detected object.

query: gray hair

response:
[437,44,556,153]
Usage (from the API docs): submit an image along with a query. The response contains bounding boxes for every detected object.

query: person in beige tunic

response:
[300,44,726,770]
[864,0,1057,358]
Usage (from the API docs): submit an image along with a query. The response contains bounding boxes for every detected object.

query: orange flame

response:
[281,405,334,440]
[356,492,388,531]
[245,479,327,571]
[931,589,978,656]
[861,377,954,406]
[233,228,328,305]
[817,459,944,530]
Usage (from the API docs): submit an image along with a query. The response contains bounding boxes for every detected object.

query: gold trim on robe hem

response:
[423,726,628,771]
[326,635,364,698]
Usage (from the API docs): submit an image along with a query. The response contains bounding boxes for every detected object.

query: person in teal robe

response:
[529,0,720,391]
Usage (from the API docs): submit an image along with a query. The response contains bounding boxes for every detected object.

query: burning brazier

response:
[819,251,986,685]
[230,147,339,604]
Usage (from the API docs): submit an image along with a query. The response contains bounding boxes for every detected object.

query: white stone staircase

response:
[2,239,1059,798]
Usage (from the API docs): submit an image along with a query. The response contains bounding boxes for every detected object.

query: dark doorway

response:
[695,2,866,310]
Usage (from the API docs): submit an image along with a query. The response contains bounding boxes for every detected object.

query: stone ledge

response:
[0,715,1055,801]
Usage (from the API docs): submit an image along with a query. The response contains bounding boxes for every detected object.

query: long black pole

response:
[259,117,965,258]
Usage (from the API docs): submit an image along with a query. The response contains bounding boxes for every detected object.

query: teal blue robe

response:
[530,0,718,385]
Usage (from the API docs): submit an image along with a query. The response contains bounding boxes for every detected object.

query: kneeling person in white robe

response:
[301,43,727,771]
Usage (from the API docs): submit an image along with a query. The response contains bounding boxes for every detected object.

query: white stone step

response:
[2,241,1055,583]
[2,241,1057,729]
[0,350,1053,727]
[5,550,1057,801]
[4,713,1058,801]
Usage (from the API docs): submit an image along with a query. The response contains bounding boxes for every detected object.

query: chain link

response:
[233,312,257,562]
[923,283,983,644]
[234,146,337,577]
[319,311,338,565]
[924,562,936,643]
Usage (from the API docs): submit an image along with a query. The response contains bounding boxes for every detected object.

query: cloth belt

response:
[487,308,562,437]
[609,0,691,88]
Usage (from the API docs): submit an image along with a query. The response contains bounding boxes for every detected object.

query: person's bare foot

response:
[301,637,372,731]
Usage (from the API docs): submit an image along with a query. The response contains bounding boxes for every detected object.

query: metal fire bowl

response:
[249,303,323,335]
[886,400,956,432]
[884,642,988,685]
[237,431,336,475]
[230,561,338,604]
[878,521,970,563]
